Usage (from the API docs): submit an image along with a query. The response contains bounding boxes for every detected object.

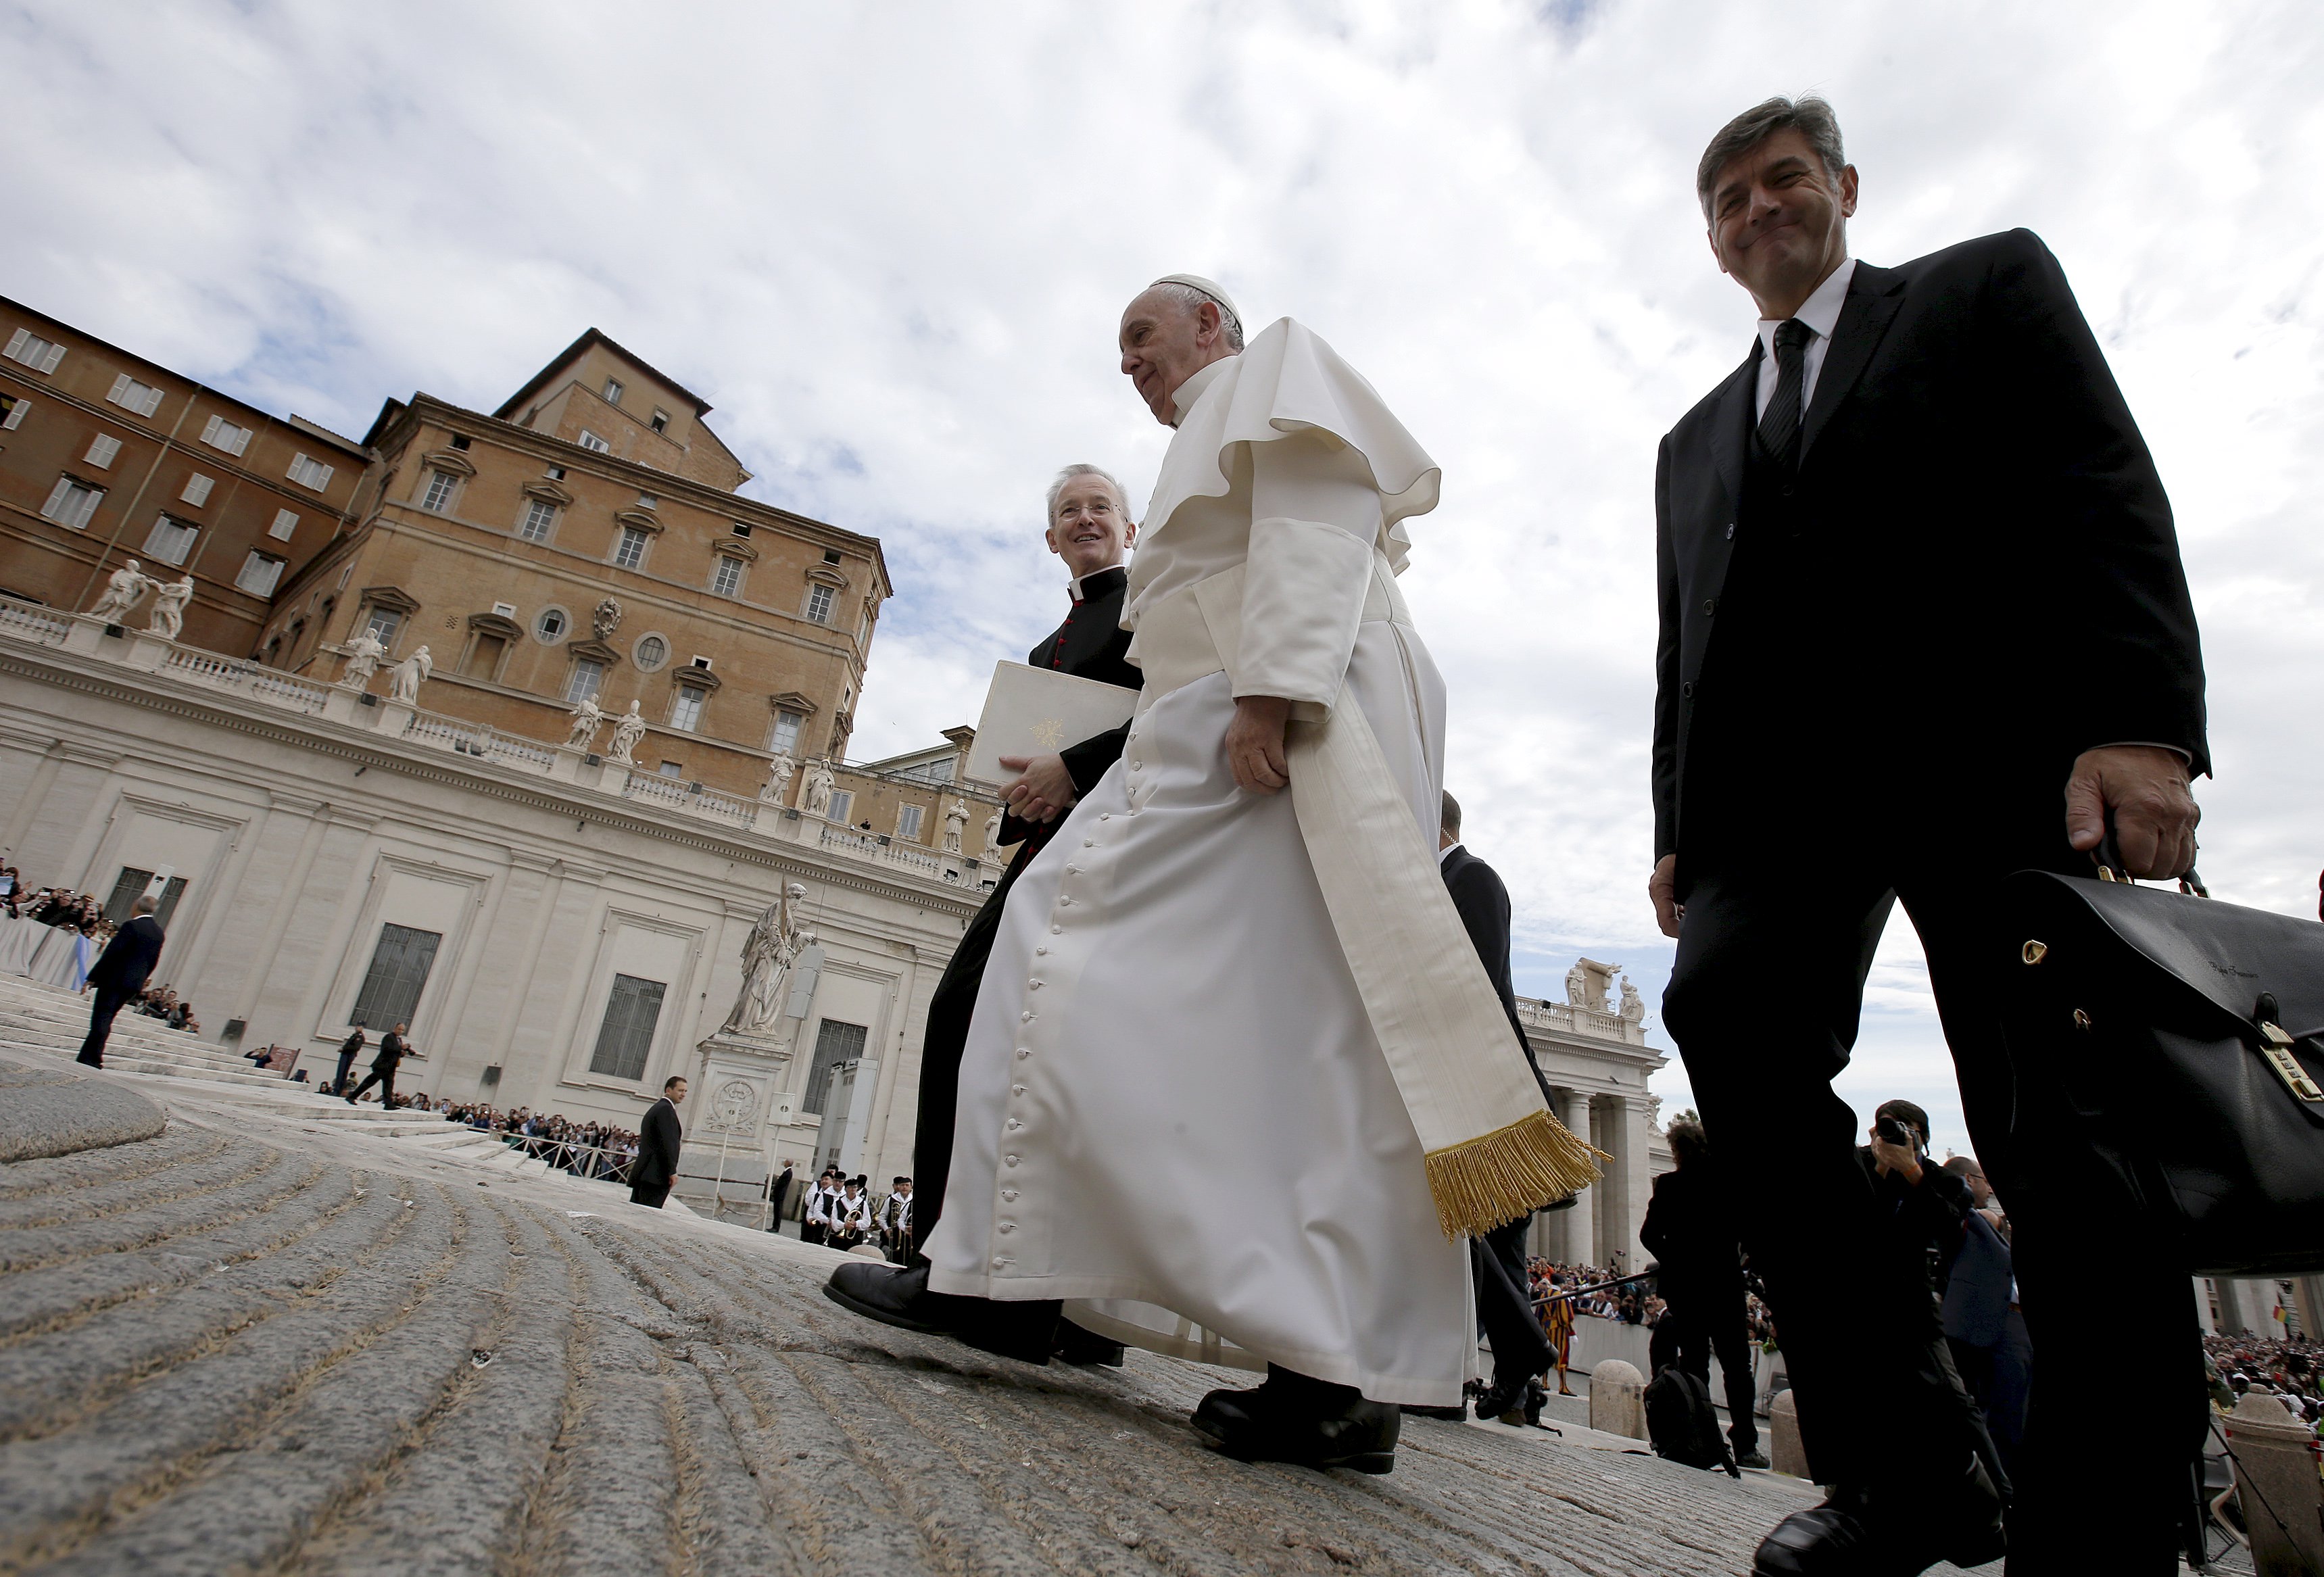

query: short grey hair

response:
[1147,282,1244,351]
[1044,464,1132,527]
[131,894,158,917]
[1696,95,1847,218]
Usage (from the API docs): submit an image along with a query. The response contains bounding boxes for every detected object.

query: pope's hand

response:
[1648,854,1683,939]
[998,752,1075,824]
[1226,696,1292,794]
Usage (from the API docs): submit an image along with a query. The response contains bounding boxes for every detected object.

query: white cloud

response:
[7,0,2318,1167]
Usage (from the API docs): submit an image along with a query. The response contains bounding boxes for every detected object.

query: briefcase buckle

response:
[2257,1023,2323,1104]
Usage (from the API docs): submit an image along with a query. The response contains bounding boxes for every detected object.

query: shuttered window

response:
[588,974,666,1080]
[824,790,852,825]
[84,434,121,468]
[236,552,285,596]
[40,476,104,530]
[105,374,165,416]
[578,429,610,453]
[802,1019,870,1114]
[669,687,704,731]
[768,709,803,756]
[143,515,199,565]
[287,452,334,490]
[180,473,215,507]
[268,508,298,540]
[349,923,441,1030]
[896,804,924,842]
[1,395,26,429]
[3,328,66,372]
[199,414,253,456]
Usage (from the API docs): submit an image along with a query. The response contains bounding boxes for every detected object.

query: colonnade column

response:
[1560,1087,1596,1266]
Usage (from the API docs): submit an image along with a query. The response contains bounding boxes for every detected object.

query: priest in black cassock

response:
[826,464,1141,1363]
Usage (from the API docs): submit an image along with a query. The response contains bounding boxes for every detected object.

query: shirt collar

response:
[1068,564,1128,603]
[1167,356,1234,427]
[1756,256,1858,359]
[1438,841,1461,865]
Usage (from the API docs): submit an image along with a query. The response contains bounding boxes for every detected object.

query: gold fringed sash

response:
[1143,559,1605,1239]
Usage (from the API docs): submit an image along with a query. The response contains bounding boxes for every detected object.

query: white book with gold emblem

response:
[963,660,1139,786]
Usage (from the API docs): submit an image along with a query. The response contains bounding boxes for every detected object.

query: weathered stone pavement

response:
[1,1028,2019,1576]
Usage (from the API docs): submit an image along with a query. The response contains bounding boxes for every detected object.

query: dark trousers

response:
[1664,792,2204,1572]
[1472,1212,1549,1392]
[909,844,1030,1253]
[1950,1309,2033,1486]
[347,1063,398,1108]
[77,988,132,1067]
[331,1050,359,1093]
[629,1180,670,1209]
[1649,1295,1760,1455]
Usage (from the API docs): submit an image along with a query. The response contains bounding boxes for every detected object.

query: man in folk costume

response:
[919,276,1599,1472]
[826,464,1142,1365]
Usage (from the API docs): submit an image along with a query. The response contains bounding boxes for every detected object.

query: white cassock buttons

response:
[1007,1118,1022,1130]
[1021,1009,1036,1023]
[1035,946,1048,956]
[998,1221,1015,1234]
[1004,1154,1020,1166]
[1065,865,1082,875]
[1027,979,1043,990]
[1001,1188,1018,1202]
[1016,1048,1030,1060]
[1082,839,1094,848]
[1099,813,1111,822]
[1050,924,1063,934]
[1011,1084,1025,1096]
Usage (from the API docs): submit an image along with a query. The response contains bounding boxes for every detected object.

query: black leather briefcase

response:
[2000,866,2324,1277]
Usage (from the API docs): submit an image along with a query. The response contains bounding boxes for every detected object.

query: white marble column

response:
[1562,1088,1597,1266]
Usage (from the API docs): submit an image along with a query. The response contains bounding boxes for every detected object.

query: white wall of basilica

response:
[0,614,982,1183]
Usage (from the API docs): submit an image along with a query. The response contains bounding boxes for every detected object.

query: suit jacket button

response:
[1702,598,1716,616]
[1680,681,1696,699]
[1724,523,1735,539]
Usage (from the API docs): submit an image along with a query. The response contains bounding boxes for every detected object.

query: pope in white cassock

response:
[888,277,1596,1472]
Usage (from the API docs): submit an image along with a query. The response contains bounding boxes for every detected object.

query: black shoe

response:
[1473,1380,1528,1425]
[1191,1367,1399,1474]
[1052,1319,1126,1367]
[1735,1447,1772,1470]
[820,1261,1057,1365]
[1751,1455,2005,1576]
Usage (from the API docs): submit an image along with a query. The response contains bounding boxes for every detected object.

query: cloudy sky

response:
[7,1,2318,1160]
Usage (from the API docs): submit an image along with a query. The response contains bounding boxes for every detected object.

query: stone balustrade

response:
[0,606,998,889]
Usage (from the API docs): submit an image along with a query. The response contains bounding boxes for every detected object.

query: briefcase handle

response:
[2093,819,2209,898]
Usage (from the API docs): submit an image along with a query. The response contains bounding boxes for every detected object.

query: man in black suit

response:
[329,1027,366,1096]
[344,1022,410,1109]
[76,894,165,1068]
[1436,792,1556,1422]
[1649,97,2206,1576]
[629,1075,687,1209]
[1640,1119,1766,1467]
[826,464,1142,1364]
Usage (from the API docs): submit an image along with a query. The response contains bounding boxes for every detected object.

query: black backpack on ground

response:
[1644,1365,1739,1476]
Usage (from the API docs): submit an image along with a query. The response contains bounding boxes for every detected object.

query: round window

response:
[535,607,568,642]
[635,634,669,671]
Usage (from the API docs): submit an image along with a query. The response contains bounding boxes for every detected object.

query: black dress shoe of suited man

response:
[821,1261,1058,1365]
[1191,1366,1400,1474]
[1751,1453,2006,1577]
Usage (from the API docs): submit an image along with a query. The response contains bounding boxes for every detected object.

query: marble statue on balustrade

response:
[800,758,835,818]
[1619,977,1645,1023]
[605,700,648,765]
[942,798,967,854]
[86,560,151,623]
[338,630,387,689]
[984,806,1006,854]
[388,645,433,704]
[564,693,605,750]
[1566,961,1589,1009]
[760,752,796,804]
[721,881,807,1038]
[145,575,194,641]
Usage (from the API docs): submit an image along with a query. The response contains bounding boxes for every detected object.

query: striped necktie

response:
[1757,318,1814,472]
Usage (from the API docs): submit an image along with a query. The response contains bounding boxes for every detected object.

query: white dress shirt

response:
[1753,257,1858,420]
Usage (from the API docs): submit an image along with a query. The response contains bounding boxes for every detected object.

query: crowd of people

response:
[790,1167,913,1260]
[2204,1332,2323,1430]
[0,872,208,1034]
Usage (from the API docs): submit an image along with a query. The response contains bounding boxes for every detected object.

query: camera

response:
[1874,1115,1918,1150]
